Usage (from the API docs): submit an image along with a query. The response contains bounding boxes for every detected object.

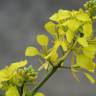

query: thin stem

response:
[31,67,58,96]
[48,59,54,68]
[59,66,80,69]
[19,81,26,96]
[31,50,71,96]
[31,40,77,96]
[57,40,77,66]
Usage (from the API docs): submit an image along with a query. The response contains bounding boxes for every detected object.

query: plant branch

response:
[31,67,58,96]
[19,81,26,96]
[59,66,80,69]
[31,40,77,96]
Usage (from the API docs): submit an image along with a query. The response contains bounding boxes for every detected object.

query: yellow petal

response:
[61,40,68,51]
[49,9,70,22]
[25,46,39,56]
[83,44,96,59]
[0,60,27,83]
[0,69,9,82]
[83,23,92,37]
[77,37,88,47]
[5,86,20,96]
[58,27,65,36]
[76,55,95,73]
[9,60,27,72]
[34,92,45,96]
[44,21,56,35]
[57,9,71,20]
[76,9,91,22]
[66,29,74,43]
[36,34,49,46]
[49,13,58,22]
[62,19,81,32]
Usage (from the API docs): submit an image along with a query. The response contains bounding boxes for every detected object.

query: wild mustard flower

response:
[25,7,96,85]
[0,0,96,96]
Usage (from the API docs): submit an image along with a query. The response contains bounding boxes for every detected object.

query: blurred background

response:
[0,0,96,96]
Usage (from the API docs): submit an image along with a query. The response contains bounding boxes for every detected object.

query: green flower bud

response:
[84,0,96,17]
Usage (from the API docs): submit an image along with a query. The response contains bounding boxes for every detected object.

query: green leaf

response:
[44,21,56,35]
[36,34,49,46]
[25,47,39,56]
[5,86,20,96]
[77,37,88,47]
[34,92,44,96]
[84,73,95,84]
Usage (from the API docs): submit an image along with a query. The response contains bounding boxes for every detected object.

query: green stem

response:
[19,81,26,96]
[31,40,77,96]
[31,67,58,96]
[57,40,77,65]
[31,51,71,96]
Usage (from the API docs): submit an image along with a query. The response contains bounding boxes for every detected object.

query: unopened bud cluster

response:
[84,0,96,17]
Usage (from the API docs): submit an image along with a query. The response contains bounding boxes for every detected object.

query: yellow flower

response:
[76,54,95,73]
[83,22,93,38]
[62,18,81,32]
[5,86,20,96]
[49,9,71,22]
[0,60,27,83]
[75,9,91,22]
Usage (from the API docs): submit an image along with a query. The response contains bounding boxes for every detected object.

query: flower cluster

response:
[0,60,38,96]
[0,1,96,96]
[25,8,96,84]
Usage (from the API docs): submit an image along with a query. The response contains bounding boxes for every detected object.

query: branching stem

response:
[31,40,77,96]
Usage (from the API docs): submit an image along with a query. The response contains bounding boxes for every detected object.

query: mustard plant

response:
[0,0,96,96]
